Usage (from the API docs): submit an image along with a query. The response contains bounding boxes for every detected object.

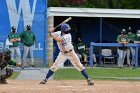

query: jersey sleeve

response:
[8,33,11,40]
[51,31,61,37]
[8,60,16,66]
[126,36,129,42]
[117,35,121,42]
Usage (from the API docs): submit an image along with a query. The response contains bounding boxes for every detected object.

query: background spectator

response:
[20,25,36,67]
[76,37,97,66]
[117,29,129,68]
[8,26,21,65]
[126,27,136,67]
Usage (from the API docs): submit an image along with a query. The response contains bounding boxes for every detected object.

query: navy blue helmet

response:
[61,23,71,32]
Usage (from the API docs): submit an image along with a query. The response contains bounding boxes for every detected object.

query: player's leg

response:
[9,47,14,60]
[15,47,21,64]
[130,47,135,66]
[29,45,34,66]
[0,68,13,84]
[0,69,7,84]
[122,50,127,67]
[23,46,29,67]
[93,54,97,67]
[40,52,66,84]
[126,48,130,67]
[68,51,94,85]
[117,49,123,68]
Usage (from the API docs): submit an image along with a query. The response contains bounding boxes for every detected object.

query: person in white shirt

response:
[40,23,94,85]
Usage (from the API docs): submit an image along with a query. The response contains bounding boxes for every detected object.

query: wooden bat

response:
[54,17,72,29]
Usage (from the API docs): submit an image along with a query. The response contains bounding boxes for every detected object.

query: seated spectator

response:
[85,46,97,67]
[76,37,97,66]
[74,44,82,59]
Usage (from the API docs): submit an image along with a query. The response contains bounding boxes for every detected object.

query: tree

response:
[48,0,140,9]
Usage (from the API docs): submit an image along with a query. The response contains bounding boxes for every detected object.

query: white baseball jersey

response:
[52,31,73,52]
[50,31,85,72]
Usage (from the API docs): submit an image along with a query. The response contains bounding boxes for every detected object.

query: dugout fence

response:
[90,42,140,68]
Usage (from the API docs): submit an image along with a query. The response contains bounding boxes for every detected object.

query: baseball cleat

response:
[39,79,47,84]
[87,79,94,85]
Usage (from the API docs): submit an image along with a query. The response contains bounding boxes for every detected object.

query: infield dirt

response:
[0,80,140,93]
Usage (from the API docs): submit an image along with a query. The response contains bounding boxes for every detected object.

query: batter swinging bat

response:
[54,17,72,29]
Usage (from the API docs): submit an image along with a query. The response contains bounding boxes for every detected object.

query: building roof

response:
[48,7,140,18]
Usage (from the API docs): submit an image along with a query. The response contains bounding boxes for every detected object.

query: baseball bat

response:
[54,17,72,29]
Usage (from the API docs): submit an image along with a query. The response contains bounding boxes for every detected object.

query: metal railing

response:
[90,42,140,68]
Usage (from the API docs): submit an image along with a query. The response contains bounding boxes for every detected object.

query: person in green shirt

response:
[8,26,21,65]
[126,27,137,67]
[76,37,97,66]
[135,30,140,42]
[0,49,22,84]
[77,37,88,62]
[20,25,36,67]
[117,29,129,68]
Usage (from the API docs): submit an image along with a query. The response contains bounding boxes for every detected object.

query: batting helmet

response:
[61,23,71,32]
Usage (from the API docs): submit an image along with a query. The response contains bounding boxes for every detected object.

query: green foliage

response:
[48,0,61,7]
[48,0,140,9]
[54,68,140,81]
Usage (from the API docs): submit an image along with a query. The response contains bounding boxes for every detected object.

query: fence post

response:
[90,42,93,67]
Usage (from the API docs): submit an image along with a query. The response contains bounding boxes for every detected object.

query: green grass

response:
[8,71,20,79]
[54,68,140,81]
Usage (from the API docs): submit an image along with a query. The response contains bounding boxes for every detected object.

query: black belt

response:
[61,49,72,53]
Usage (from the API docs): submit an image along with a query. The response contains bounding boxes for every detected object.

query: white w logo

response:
[6,0,37,30]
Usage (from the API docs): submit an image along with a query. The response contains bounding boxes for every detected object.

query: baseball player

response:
[126,27,136,67]
[117,29,129,68]
[0,49,22,84]
[8,26,21,65]
[20,25,36,67]
[135,30,140,42]
[40,23,94,85]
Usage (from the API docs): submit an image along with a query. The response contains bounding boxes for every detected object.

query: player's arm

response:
[8,60,22,67]
[117,36,128,45]
[119,41,128,44]
[49,28,55,33]
[49,28,64,42]
[8,34,16,42]
[51,34,64,42]
[15,37,21,42]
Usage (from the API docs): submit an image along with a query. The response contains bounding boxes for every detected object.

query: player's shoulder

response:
[132,33,136,35]
[53,31,61,35]
[21,31,26,34]
[117,35,121,38]
[57,31,61,33]
[124,35,128,37]
[64,33,71,37]
[8,32,12,35]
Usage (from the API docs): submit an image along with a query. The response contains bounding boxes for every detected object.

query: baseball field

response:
[1,67,140,93]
